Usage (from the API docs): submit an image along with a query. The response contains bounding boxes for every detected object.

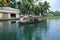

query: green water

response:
[0,19,60,40]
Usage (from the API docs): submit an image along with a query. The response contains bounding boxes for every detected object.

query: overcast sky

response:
[16,0,60,11]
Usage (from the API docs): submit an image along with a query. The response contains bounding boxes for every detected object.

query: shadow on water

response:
[11,21,16,24]
[0,21,18,40]
[18,19,48,40]
[1,19,60,40]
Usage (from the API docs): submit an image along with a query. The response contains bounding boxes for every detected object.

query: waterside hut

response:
[0,7,20,19]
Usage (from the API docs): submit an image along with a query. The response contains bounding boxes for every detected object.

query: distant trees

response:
[54,11,60,16]
[49,10,60,16]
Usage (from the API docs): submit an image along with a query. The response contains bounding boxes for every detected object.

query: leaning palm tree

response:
[17,0,35,14]
[43,1,50,13]
[38,2,44,16]
[38,1,50,16]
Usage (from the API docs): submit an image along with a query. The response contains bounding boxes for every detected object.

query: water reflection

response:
[18,20,47,40]
[1,19,60,40]
[11,21,16,24]
[0,21,18,40]
[0,19,48,40]
[47,19,60,40]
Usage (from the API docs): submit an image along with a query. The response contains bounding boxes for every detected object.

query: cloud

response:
[41,0,56,6]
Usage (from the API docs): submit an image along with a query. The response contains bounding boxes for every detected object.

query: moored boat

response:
[18,20,46,25]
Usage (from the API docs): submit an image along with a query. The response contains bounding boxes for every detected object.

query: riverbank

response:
[0,16,60,21]
[0,18,19,21]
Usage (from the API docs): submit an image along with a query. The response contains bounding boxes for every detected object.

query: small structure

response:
[0,7,20,19]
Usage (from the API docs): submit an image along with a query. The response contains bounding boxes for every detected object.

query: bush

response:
[46,13,54,17]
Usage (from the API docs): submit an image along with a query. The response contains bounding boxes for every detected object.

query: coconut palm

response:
[17,0,35,14]
[38,2,44,16]
[8,0,17,8]
[43,1,50,13]
[38,1,50,16]
[34,5,40,15]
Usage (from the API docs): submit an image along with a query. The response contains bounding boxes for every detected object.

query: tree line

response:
[0,0,50,16]
[49,11,60,16]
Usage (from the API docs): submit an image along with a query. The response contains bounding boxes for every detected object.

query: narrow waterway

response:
[0,19,60,40]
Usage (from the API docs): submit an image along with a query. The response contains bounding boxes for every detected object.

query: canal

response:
[0,19,60,40]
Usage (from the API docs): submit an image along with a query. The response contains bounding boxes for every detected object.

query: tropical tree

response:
[25,0,35,14]
[43,1,50,14]
[17,0,35,15]
[9,2,16,8]
[33,5,40,15]
[38,2,44,16]
[38,1,50,16]
[9,0,50,16]
[1,0,50,16]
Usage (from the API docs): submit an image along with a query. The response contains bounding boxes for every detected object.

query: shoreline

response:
[0,16,60,21]
[0,18,19,21]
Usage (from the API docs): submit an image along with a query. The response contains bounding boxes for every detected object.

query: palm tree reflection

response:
[18,19,48,40]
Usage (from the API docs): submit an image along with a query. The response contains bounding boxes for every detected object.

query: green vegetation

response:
[18,0,50,16]
[8,0,50,16]
[49,10,60,16]
[0,0,60,18]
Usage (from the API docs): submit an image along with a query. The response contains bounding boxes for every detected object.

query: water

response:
[0,19,60,40]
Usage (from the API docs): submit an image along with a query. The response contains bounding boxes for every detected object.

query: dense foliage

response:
[49,11,60,16]
[0,0,50,16]
[16,0,50,16]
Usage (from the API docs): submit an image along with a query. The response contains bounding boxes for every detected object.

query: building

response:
[0,7,20,19]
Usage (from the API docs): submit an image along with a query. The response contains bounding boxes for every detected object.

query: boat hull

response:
[18,20,45,25]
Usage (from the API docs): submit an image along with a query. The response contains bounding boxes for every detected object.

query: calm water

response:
[0,19,60,40]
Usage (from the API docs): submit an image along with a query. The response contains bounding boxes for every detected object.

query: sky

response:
[16,0,60,11]
[41,0,60,11]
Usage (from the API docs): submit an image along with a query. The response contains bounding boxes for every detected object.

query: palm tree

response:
[34,5,40,15]
[9,2,16,8]
[38,2,44,16]
[38,1,50,16]
[8,0,17,8]
[43,1,50,14]
[17,0,35,14]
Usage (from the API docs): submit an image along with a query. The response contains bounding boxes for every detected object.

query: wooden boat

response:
[18,20,46,25]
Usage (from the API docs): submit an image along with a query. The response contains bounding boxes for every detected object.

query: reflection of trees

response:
[32,20,48,40]
[0,21,17,40]
[24,24,39,40]
[18,19,48,40]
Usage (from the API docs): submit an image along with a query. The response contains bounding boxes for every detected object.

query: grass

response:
[40,16,60,19]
